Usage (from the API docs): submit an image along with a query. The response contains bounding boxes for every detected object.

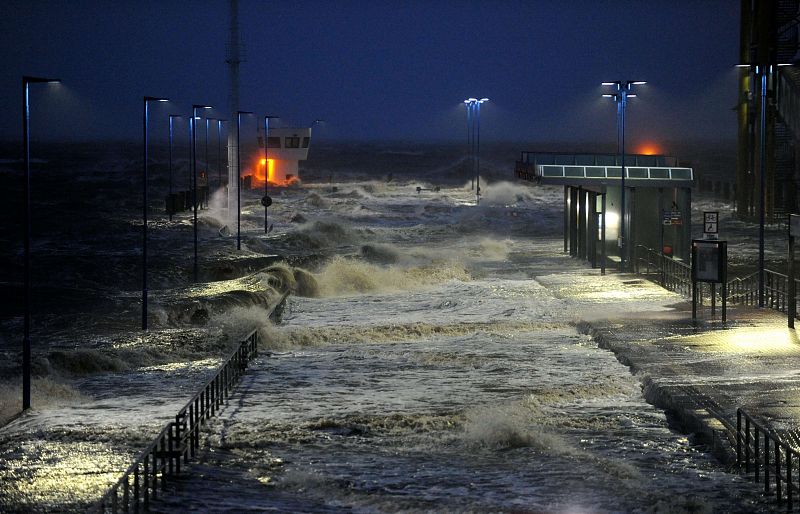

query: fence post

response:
[133,468,140,514]
[788,449,793,510]
[776,439,781,503]
[765,432,770,493]
[737,410,742,467]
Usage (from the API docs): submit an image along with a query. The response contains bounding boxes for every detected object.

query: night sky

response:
[2,0,740,146]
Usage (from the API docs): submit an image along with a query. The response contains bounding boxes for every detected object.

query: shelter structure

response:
[515,152,694,271]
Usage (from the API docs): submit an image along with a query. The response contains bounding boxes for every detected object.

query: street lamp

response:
[475,98,488,204]
[142,96,169,332]
[192,104,212,282]
[602,80,646,272]
[21,75,59,411]
[263,115,279,234]
[736,62,787,308]
[168,114,182,222]
[463,99,474,189]
[463,98,488,203]
[236,111,253,250]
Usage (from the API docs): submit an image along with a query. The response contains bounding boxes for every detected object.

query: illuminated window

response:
[302,137,310,148]
[285,136,300,148]
[267,137,281,148]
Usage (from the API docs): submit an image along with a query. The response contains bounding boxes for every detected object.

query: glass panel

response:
[285,136,301,148]
[267,137,282,148]
[541,166,563,177]
[649,168,669,179]
[302,137,310,148]
[555,154,575,165]
[564,166,584,177]
[670,168,692,180]
[628,167,648,178]
[575,155,594,165]
[585,166,605,177]
[606,166,622,177]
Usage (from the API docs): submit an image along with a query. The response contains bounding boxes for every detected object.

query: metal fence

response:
[91,329,259,513]
[633,245,692,297]
[634,245,799,319]
[737,408,800,510]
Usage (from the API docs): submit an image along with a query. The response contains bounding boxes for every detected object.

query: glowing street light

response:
[236,111,253,250]
[142,96,169,331]
[263,115,279,234]
[192,104,212,282]
[602,80,646,272]
[21,75,59,411]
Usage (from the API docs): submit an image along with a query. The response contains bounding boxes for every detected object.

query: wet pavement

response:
[541,266,800,465]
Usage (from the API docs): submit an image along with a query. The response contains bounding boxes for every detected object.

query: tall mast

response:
[226,0,242,223]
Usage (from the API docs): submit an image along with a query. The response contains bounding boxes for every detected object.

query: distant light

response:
[735,64,750,68]
[601,82,618,86]
[778,63,793,67]
[602,94,615,98]
[627,94,637,98]
[468,97,477,102]
[479,98,489,102]
[631,81,647,85]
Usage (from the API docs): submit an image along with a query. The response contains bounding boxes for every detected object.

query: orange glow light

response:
[638,143,660,156]
[253,157,275,183]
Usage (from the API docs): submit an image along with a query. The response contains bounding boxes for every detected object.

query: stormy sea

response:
[0,141,778,512]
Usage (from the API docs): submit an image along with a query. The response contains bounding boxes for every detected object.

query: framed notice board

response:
[692,240,727,283]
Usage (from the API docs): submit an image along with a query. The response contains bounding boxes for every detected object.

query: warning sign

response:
[703,211,719,239]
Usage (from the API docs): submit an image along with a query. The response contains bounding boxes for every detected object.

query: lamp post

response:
[142,96,169,331]
[463,99,474,189]
[602,80,646,272]
[237,111,253,250]
[263,115,279,234]
[21,75,59,411]
[168,114,182,222]
[192,104,212,282]
[216,119,226,190]
[475,98,488,204]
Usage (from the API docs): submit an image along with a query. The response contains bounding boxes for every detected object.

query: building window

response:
[302,137,310,148]
[267,137,281,148]
[285,136,300,148]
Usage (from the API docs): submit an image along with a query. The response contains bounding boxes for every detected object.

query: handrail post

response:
[788,448,793,510]
[737,410,742,467]
[776,439,781,503]
[133,467,140,514]
[765,431,770,493]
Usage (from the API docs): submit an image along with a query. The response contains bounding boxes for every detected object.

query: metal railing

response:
[536,164,694,182]
[91,329,260,513]
[633,245,692,297]
[634,245,800,319]
[737,408,800,510]
[730,269,798,315]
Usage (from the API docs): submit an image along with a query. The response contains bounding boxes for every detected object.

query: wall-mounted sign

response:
[662,210,682,226]
[692,239,727,283]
